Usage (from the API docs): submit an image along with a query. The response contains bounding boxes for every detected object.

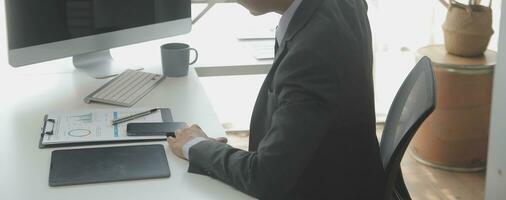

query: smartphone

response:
[126,122,188,137]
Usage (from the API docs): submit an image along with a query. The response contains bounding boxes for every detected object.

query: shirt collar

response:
[276,0,303,44]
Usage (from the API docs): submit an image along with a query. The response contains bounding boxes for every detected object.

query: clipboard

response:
[39,108,173,149]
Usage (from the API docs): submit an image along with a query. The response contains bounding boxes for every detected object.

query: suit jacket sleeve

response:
[188,48,338,199]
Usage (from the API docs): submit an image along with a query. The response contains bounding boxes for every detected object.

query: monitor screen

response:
[5,0,191,50]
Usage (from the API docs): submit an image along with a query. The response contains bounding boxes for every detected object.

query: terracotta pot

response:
[412,45,495,171]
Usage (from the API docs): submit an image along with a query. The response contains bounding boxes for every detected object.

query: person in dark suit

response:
[168,0,386,199]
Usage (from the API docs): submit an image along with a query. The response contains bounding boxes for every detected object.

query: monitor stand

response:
[73,50,143,79]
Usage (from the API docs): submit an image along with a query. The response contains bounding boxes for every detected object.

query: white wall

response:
[485,0,506,199]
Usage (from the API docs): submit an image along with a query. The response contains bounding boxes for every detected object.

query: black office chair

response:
[379,56,436,200]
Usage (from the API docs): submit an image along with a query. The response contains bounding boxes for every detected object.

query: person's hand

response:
[167,124,228,160]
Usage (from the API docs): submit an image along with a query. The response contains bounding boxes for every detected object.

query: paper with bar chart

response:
[42,108,166,145]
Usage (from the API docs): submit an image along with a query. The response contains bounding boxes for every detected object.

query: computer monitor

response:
[5,0,191,78]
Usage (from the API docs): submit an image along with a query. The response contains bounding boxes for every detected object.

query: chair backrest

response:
[379,56,436,199]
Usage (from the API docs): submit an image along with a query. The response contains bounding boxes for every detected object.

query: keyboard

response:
[84,70,165,107]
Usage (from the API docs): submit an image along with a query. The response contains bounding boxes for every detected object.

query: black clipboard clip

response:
[41,118,56,135]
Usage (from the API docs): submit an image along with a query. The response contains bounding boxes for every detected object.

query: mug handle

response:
[189,48,199,65]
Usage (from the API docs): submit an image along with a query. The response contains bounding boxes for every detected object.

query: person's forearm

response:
[187,101,331,199]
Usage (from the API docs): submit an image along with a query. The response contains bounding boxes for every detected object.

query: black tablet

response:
[49,144,170,187]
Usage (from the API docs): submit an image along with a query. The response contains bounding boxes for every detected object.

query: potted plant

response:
[440,0,494,57]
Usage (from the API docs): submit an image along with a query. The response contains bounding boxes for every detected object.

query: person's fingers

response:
[175,129,183,137]
[167,136,175,144]
[214,137,228,144]
[167,137,176,152]
[191,124,201,130]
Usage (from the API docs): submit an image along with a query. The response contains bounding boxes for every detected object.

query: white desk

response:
[0,59,255,199]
